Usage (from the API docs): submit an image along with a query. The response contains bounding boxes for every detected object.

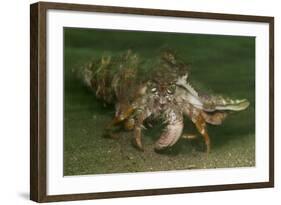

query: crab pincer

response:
[154,109,184,151]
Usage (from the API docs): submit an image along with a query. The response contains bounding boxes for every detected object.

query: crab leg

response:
[133,109,151,151]
[104,105,134,139]
[106,105,134,129]
[183,105,211,153]
[134,126,143,151]
[194,113,211,154]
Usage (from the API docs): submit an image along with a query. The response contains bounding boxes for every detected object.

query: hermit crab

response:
[77,50,250,153]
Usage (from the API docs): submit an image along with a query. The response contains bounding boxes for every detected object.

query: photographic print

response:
[30,2,273,202]
[63,28,255,176]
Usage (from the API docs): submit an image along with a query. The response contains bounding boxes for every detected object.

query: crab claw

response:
[154,117,184,151]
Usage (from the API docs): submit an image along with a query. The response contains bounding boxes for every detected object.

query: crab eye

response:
[167,85,176,94]
[167,89,173,94]
[151,88,157,93]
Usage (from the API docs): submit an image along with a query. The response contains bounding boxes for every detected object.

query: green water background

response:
[63,28,255,176]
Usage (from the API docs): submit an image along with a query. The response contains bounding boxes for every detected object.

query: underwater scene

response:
[63,28,255,176]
